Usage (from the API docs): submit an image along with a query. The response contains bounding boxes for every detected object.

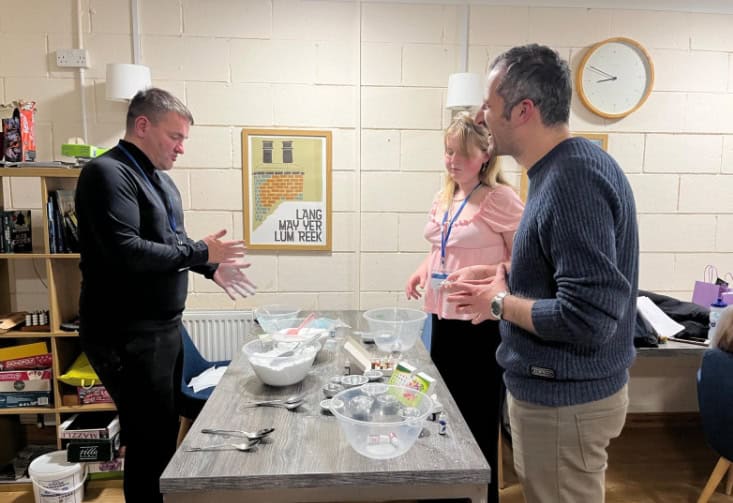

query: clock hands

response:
[596,77,617,83]
[588,65,617,80]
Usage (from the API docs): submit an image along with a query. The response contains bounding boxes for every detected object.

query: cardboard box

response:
[0,353,52,371]
[86,456,124,473]
[66,433,120,462]
[86,456,124,480]
[1,101,36,162]
[61,143,108,158]
[77,385,113,405]
[0,391,51,408]
[0,342,47,361]
[59,412,119,440]
[0,369,51,392]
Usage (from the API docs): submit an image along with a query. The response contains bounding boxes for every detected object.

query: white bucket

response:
[28,450,86,503]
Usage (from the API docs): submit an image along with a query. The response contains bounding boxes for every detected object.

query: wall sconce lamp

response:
[106,63,152,102]
[445,72,484,112]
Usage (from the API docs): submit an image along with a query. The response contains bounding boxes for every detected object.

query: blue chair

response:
[697,347,733,502]
[178,327,229,443]
[421,317,432,352]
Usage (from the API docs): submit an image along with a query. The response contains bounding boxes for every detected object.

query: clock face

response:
[577,38,654,119]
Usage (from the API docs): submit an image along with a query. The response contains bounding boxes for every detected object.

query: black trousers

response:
[430,315,503,503]
[80,321,183,503]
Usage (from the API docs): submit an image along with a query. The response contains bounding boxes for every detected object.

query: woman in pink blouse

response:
[405,112,523,503]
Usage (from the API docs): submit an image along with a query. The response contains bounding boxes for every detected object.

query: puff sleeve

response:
[477,184,524,233]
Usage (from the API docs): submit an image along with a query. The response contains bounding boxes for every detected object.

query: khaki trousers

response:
[508,384,629,503]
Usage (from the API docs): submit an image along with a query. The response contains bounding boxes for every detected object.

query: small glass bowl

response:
[363,369,384,382]
[341,374,369,388]
[322,382,344,398]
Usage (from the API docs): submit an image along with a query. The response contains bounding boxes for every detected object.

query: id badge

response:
[430,271,449,291]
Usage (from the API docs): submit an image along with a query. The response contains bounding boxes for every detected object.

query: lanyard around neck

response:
[117,142,179,238]
[440,182,481,266]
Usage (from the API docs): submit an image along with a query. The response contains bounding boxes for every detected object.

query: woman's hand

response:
[405,271,426,300]
[446,264,496,283]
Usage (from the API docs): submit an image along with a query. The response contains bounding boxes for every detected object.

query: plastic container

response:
[363,308,427,353]
[28,450,86,503]
[330,383,433,460]
[708,298,728,340]
[255,305,301,333]
[242,339,318,386]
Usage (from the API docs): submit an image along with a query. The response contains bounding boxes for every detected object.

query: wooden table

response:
[638,338,708,357]
[160,311,491,503]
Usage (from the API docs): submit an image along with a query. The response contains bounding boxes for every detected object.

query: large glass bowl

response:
[255,304,301,333]
[241,339,318,386]
[363,308,427,353]
[329,383,433,460]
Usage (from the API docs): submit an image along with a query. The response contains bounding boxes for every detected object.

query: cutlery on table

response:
[201,427,274,441]
[242,394,304,407]
[185,441,259,452]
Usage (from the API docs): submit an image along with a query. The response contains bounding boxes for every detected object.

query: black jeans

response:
[430,315,503,503]
[80,321,182,503]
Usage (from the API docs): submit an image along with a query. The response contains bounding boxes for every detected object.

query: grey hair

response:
[489,44,571,126]
[126,87,194,132]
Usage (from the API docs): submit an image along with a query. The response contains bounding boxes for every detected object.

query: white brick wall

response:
[6,0,733,314]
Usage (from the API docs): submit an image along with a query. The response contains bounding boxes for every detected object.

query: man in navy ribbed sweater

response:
[446,44,639,502]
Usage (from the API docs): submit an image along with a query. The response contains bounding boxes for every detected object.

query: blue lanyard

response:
[117,142,179,239]
[440,182,481,266]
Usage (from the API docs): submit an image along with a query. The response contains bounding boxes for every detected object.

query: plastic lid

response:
[28,450,82,478]
[712,298,728,308]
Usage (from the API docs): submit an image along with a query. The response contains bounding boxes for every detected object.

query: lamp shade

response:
[445,72,484,110]
[106,63,152,102]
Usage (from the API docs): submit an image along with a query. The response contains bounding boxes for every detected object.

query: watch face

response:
[578,38,654,118]
[491,293,504,319]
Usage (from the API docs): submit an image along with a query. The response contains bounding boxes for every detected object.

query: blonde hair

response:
[712,305,733,352]
[440,112,509,209]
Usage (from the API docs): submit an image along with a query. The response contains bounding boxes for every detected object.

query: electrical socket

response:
[56,48,90,68]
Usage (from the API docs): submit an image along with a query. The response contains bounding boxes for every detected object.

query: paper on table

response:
[636,296,685,339]
[188,366,228,393]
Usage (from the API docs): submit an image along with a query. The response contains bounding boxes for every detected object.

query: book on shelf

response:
[48,189,78,252]
[8,210,31,252]
[0,210,31,253]
[46,199,56,253]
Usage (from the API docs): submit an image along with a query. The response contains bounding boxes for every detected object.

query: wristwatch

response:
[491,291,508,320]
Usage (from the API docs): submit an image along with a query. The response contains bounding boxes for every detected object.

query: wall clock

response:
[576,37,654,119]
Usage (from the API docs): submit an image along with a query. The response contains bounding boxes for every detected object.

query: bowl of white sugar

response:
[242,339,319,386]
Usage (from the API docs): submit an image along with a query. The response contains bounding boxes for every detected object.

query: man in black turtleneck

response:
[75,88,255,503]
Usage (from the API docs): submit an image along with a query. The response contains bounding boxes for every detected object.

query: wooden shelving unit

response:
[0,167,116,487]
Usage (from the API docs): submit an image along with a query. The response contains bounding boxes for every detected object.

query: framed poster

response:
[519,132,608,202]
[242,129,332,251]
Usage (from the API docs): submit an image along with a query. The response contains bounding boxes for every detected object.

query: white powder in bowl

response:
[248,343,318,386]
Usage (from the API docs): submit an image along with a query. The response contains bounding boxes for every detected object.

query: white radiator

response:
[182,310,254,361]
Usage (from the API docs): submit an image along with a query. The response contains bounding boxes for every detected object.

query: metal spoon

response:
[257,400,304,410]
[201,427,275,441]
[275,333,320,357]
[243,394,305,407]
[185,442,258,452]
